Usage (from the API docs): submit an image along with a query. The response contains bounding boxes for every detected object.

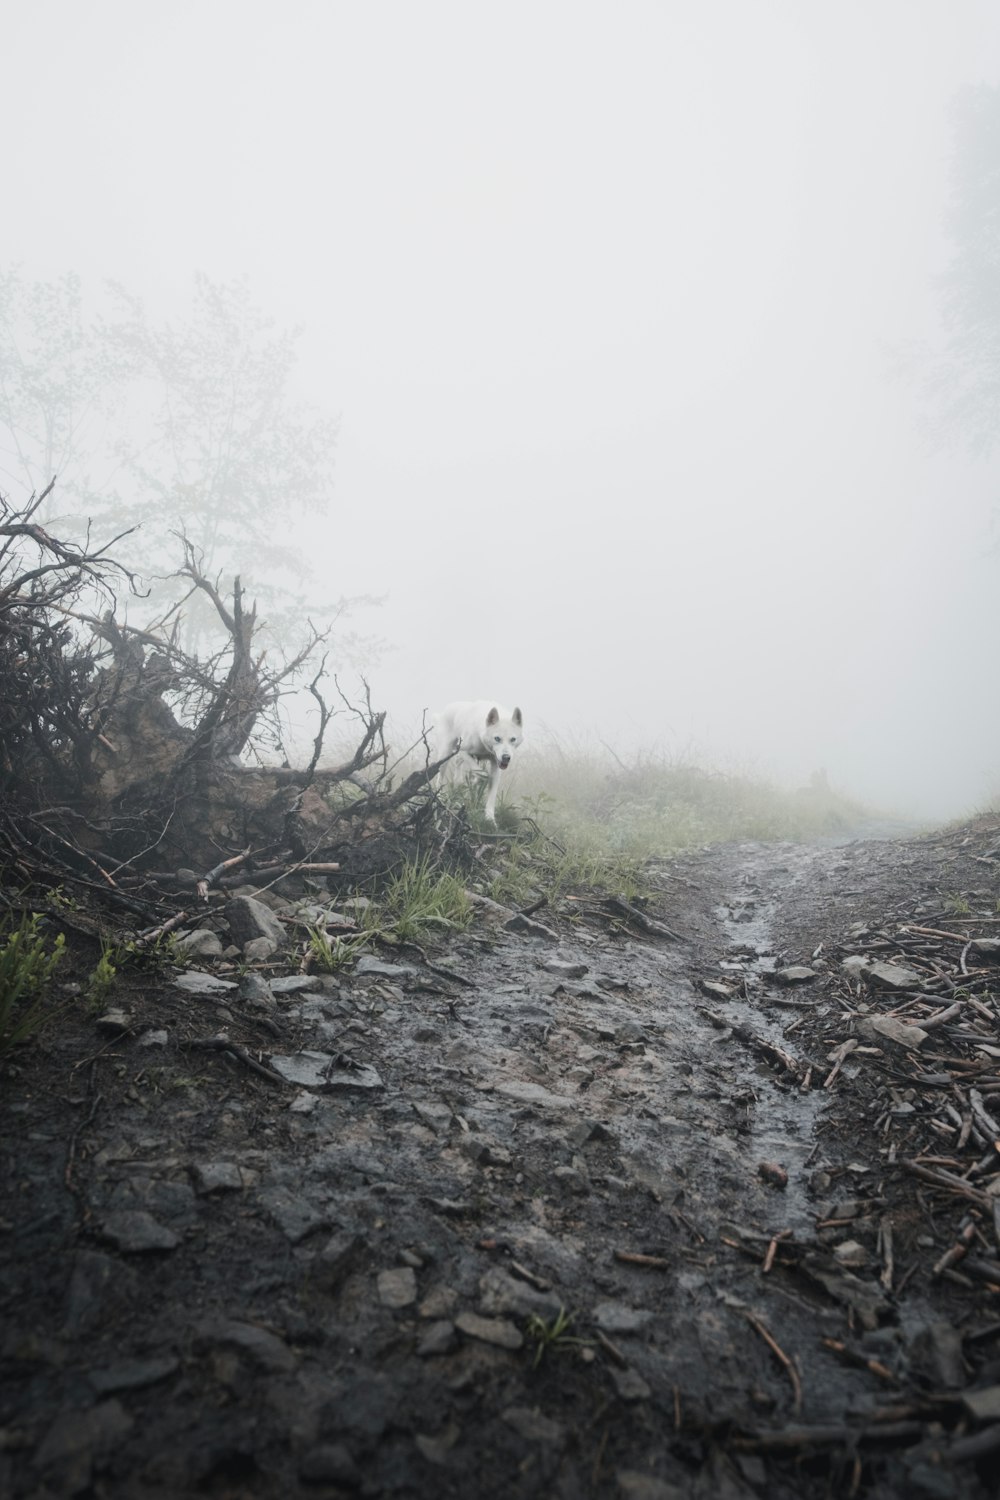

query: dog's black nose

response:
[499,756,510,769]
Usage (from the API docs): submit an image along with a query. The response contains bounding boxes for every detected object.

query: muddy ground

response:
[3,817,1000,1499]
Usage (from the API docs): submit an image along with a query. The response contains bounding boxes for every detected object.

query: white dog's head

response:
[484,704,523,770]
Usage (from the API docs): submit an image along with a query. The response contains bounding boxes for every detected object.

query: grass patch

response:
[0,910,65,1059]
[368,857,473,945]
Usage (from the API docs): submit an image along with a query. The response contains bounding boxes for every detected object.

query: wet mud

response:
[3,821,999,1498]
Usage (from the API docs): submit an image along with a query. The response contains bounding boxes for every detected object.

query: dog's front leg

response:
[483,760,501,823]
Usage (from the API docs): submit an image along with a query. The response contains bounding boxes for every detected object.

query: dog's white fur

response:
[431,700,524,823]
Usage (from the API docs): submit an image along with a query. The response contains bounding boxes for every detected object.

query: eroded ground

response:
[3,818,1000,1499]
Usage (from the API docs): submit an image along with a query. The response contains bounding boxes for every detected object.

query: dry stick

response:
[745,1311,802,1414]
[594,1328,627,1367]
[613,1249,671,1270]
[931,1219,977,1278]
[763,1230,792,1274]
[879,1217,895,1291]
[186,1036,290,1087]
[133,908,193,949]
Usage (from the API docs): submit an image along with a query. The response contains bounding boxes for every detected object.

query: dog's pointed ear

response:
[512,707,522,726]
[486,706,499,726]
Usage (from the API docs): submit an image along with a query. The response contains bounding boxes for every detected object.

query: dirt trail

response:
[3,824,999,1499]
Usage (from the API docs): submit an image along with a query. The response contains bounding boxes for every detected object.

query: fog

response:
[6,1,1000,820]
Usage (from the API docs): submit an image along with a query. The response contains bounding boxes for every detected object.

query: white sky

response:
[6,0,1000,817]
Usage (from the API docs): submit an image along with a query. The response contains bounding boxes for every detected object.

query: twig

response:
[745,1311,802,1414]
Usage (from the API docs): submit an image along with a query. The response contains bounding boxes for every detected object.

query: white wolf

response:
[431,700,524,824]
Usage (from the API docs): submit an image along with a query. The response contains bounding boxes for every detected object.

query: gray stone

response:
[417,1320,457,1356]
[314,1230,363,1287]
[419,1285,460,1320]
[269,1050,335,1087]
[611,1366,652,1402]
[173,970,238,996]
[137,1029,169,1047]
[35,1400,133,1473]
[192,1161,245,1194]
[455,1310,524,1349]
[862,961,923,990]
[962,1384,1000,1421]
[542,959,589,979]
[858,1016,929,1050]
[494,1079,574,1109]
[909,1320,966,1389]
[502,1406,566,1445]
[773,965,817,985]
[99,1211,180,1252]
[355,956,418,979]
[270,975,322,996]
[258,1185,330,1243]
[173,928,224,958]
[196,1317,296,1372]
[505,913,560,940]
[225,894,287,949]
[94,1008,132,1034]
[478,1266,562,1320]
[617,1473,685,1500]
[298,1443,361,1486]
[593,1301,653,1335]
[415,1425,460,1465]
[238,972,276,1005]
[377,1266,417,1309]
[63,1252,138,1335]
[243,936,277,961]
[88,1356,179,1394]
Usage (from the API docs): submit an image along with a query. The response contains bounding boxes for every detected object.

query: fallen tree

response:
[0,484,457,925]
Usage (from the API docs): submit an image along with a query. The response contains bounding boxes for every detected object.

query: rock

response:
[238,972,276,1006]
[501,1406,566,1445]
[861,961,923,991]
[173,928,224,958]
[832,1239,869,1268]
[225,894,287,949]
[593,1301,653,1335]
[962,1384,1000,1421]
[289,1090,319,1114]
[414,1424,460,1465]
[35,1399,133,1476]
[173,971,238,996]
[541,959,588,979]
[63,1252,139,1335]
[417,1320,457,1357]
[493,1080,574,1110]
[610,1366,651,1402]
[243,936,278,962]
[377,1266,417,1309]
[88,1356,179,1394]
[137,1029,169,1047]
[858,1016,929,1051]
[314,1231,363,1288]
[270,975,324,996]
[355,956,418,979]
[455,1310,524,1349]
[258,1185,330,1243]
[504,913,559,941]
[195,1317,296,1372]
[419,1285,460,1320]
[192,1161,245,1194]
[972,938,1000,958]
[909,1320,966,1389]
[617,1473,685,1500]
[298,1442,361,1486]
[772,966,817,985]
[268,1051,335,1087]
[99,1211,180,1252]
[478,1267,562,1320]
[94,1008,132,1034]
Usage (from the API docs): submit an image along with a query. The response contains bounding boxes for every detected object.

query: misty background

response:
[4,0,1000,821]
